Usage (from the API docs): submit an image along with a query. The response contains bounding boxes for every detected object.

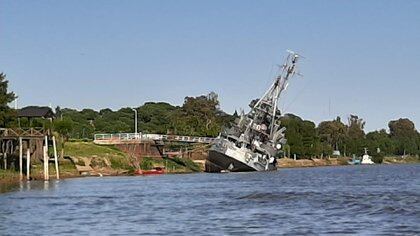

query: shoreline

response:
[277,157,349,168]
[1,157,419,194]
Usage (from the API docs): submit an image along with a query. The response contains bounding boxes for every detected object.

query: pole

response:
[26,148,30,181]
[3,142,6,170]
[5,141,10,170]
[43,145,46,180]
[19,137,23,181]
[52,136,59,179]
[132,108,138,138]
[44,136,49,181]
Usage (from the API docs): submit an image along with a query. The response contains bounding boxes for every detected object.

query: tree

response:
[317,117,348,154]
[55,106,62,120]
[0,73,17,127]
[365,129,395,162]
[345,115,366,156]
[389,118,418,155]
[171,92,227,136]
[53,118,74,158]
[280,114,320,158]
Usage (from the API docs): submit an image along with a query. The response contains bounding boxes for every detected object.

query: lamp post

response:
[131,108,138,138]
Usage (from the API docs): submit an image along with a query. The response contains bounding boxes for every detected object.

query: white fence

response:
[93,133,215,144]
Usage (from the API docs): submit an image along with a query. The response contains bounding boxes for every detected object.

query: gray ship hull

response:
[206,149,256,172]
[205,138,277,173]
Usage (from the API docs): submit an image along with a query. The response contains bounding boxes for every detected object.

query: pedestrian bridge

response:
[93,133,215,145]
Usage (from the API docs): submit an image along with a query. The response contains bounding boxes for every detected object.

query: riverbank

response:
[277,156,420,168]
[64,142,200,175]
[0,170,20,193]
[383,156,420,164]
[277,157,349,168]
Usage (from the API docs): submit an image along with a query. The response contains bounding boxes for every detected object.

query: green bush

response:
[140,157,155,170]
[109,156,131,170]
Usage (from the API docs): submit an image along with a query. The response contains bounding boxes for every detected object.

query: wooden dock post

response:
[26,148,31,181]
[52,136,59,179]
[19,137,23,181]
[43,145,46,180]
[4,141,8,170]
[3,153,6,170]
[44,136,49,181]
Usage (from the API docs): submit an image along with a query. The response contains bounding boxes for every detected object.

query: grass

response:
[65,142,132,170]
[65,142,127,158]
[0,169,20,181]
[139,156,201,173]
[0,169,20,193]
[65,142,201,172]
[383,156,420,164]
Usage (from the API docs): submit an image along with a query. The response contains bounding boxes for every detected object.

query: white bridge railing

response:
[93,133,215,144]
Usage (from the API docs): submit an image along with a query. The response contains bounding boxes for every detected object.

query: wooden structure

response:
[0,127,59,181]
[17,106,55,126]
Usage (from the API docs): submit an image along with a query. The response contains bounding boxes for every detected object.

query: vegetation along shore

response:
[1,72,420,192]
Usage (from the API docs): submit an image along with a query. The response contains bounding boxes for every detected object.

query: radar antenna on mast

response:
[251,50,302,137]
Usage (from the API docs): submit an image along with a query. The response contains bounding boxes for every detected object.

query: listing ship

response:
[205,51,302,172]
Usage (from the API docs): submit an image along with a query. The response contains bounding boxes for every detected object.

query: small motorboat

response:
[348,155,361,165]
[134,167,165,175]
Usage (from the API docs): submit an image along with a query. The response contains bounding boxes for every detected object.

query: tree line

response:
[280,114,420,161]
[1,73,420,160]
[53,91,234,139]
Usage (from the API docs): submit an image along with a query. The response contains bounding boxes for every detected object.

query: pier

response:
[0,106,60,181]
[0,128,60,181]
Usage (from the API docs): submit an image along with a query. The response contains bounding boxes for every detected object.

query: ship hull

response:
[206,149,257,172]
[205,137,277,173]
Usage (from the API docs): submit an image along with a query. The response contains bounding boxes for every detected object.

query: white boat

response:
[360,148,375,165]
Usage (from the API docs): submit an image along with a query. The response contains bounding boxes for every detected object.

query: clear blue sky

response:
[1,0,419,131]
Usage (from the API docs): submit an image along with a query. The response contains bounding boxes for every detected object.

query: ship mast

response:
[252,50,301,137]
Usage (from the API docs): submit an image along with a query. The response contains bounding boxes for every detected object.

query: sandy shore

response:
[277,157,349,168]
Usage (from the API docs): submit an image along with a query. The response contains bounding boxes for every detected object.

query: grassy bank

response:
[140,156,201,173]
[0,170,20,193]
[278,157,349,168]
[383,156,420,164]
[64,142,200,175]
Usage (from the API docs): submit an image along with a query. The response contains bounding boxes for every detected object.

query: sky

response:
[1,0,419,131]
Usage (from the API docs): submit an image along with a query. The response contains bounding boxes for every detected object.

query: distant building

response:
[18,106,55,120]
[17,106,56,128]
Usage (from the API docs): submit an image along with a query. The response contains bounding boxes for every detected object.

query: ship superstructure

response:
[205,51,302,172]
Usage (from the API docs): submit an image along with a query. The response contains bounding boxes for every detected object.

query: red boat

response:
[134,167,165,175]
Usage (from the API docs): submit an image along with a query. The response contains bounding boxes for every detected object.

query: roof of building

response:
[18,106,55,118]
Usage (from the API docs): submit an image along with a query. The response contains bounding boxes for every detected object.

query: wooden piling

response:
[3,153,6,170]
[43,146,46,180]
[19,137,23,181]
[43,146,49,181]
[26,148,31,181]
[4,141,8,170]
[44,136,49,181]
[52,136,59,179]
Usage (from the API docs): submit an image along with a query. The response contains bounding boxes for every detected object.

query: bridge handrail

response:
[93,133,215,144]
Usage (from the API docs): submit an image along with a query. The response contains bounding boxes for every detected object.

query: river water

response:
[0,164,419,235]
